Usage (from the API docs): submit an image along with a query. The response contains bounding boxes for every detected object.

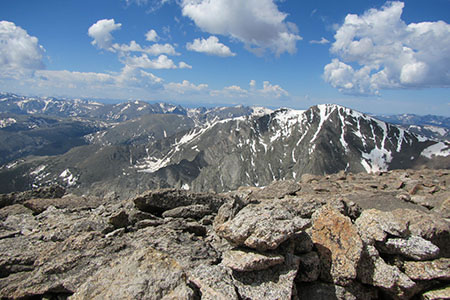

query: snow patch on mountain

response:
[421,142,450,159]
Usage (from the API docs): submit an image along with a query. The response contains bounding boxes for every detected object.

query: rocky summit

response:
[0,168,449,299]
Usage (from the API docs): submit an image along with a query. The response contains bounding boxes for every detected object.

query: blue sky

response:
[0,0,449,115]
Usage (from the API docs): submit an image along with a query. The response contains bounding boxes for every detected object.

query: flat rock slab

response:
[162,204,212,219]
[215,199,310,251]
[248,180,301,200]
[297,282,377,300]
[70,247,195,300]
[310,205,363,286]
[232,253,300,300]
[188,265,239,300]
[133,189,226,215]
[357,245,416,299]
[421,285,450,300]
[404,258,450,281]
[222,248,284,272]
[380,235,440,261]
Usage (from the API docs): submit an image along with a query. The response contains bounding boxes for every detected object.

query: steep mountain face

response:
[1,104,448,198]
[136,104,449,193]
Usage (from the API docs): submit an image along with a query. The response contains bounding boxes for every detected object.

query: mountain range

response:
[0,92,449,198]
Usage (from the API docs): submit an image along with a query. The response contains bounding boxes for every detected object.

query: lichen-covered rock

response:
[70,247,195,300]
[215,199,310,250]
[310,205,363,286]
[403,258,450,281]
[380,236,440,261]
[222,248,284,272]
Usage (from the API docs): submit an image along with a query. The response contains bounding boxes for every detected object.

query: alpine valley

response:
[0,92,449,199]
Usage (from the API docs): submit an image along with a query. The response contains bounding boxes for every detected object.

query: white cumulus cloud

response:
[186,36,236,57]
[112,41,178,56]
[164,80,208,94]
[324,1,450,95]
[145,29,159,42]
[178,61,192,69]
[181,0,302,56]
[88,19,122,51]
[122,54,178,69]
[0,21,45,72]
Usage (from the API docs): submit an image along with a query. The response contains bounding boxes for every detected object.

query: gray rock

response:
[133,189,226,215]
[355,209,409,245]
[403,258,450,281]
[421,285,450,300]
[380,236,440,261]
[222,248,284,272]
[357,245,416,299]
[188,264,239,300]
[232,253,300,300]
[0,204,32,221]
[23,195,103,214]
[215,199,310,251]
[162,204,212,219]
[248,180,302,200]
[108,210,129,229]
[0,185,65,209]
[70,247,195,300]
[296,282,377,300]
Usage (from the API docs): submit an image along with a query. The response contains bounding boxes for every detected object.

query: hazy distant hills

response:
[0,93,449,198]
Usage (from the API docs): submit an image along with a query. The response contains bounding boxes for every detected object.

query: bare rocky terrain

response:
[0,168,449,299]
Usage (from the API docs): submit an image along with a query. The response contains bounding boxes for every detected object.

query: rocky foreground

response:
[0,169,449,299]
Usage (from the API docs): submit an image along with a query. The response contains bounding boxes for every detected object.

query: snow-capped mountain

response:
[1,102,448,198]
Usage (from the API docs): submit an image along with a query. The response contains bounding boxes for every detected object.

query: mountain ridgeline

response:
[0,93,449,198]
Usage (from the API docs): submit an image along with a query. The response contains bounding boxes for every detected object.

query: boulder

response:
[162,204,212,219]
[222,248,284,272]
[403,258,450,281]
[188,264,239,300]
[108,210,129,229]
[310,205,363,286]
[357,245,416,299]
[355,209,409,245]
[379,236,440,261]
[296,282,377,300]
[248,180,301,200]
[70,247,195,300]
[133,189,226,215]
[421,285,450,300]
[231,253,300,300]
[0,185,65,209]
[23,195,103,215]
[215,199,310,251]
